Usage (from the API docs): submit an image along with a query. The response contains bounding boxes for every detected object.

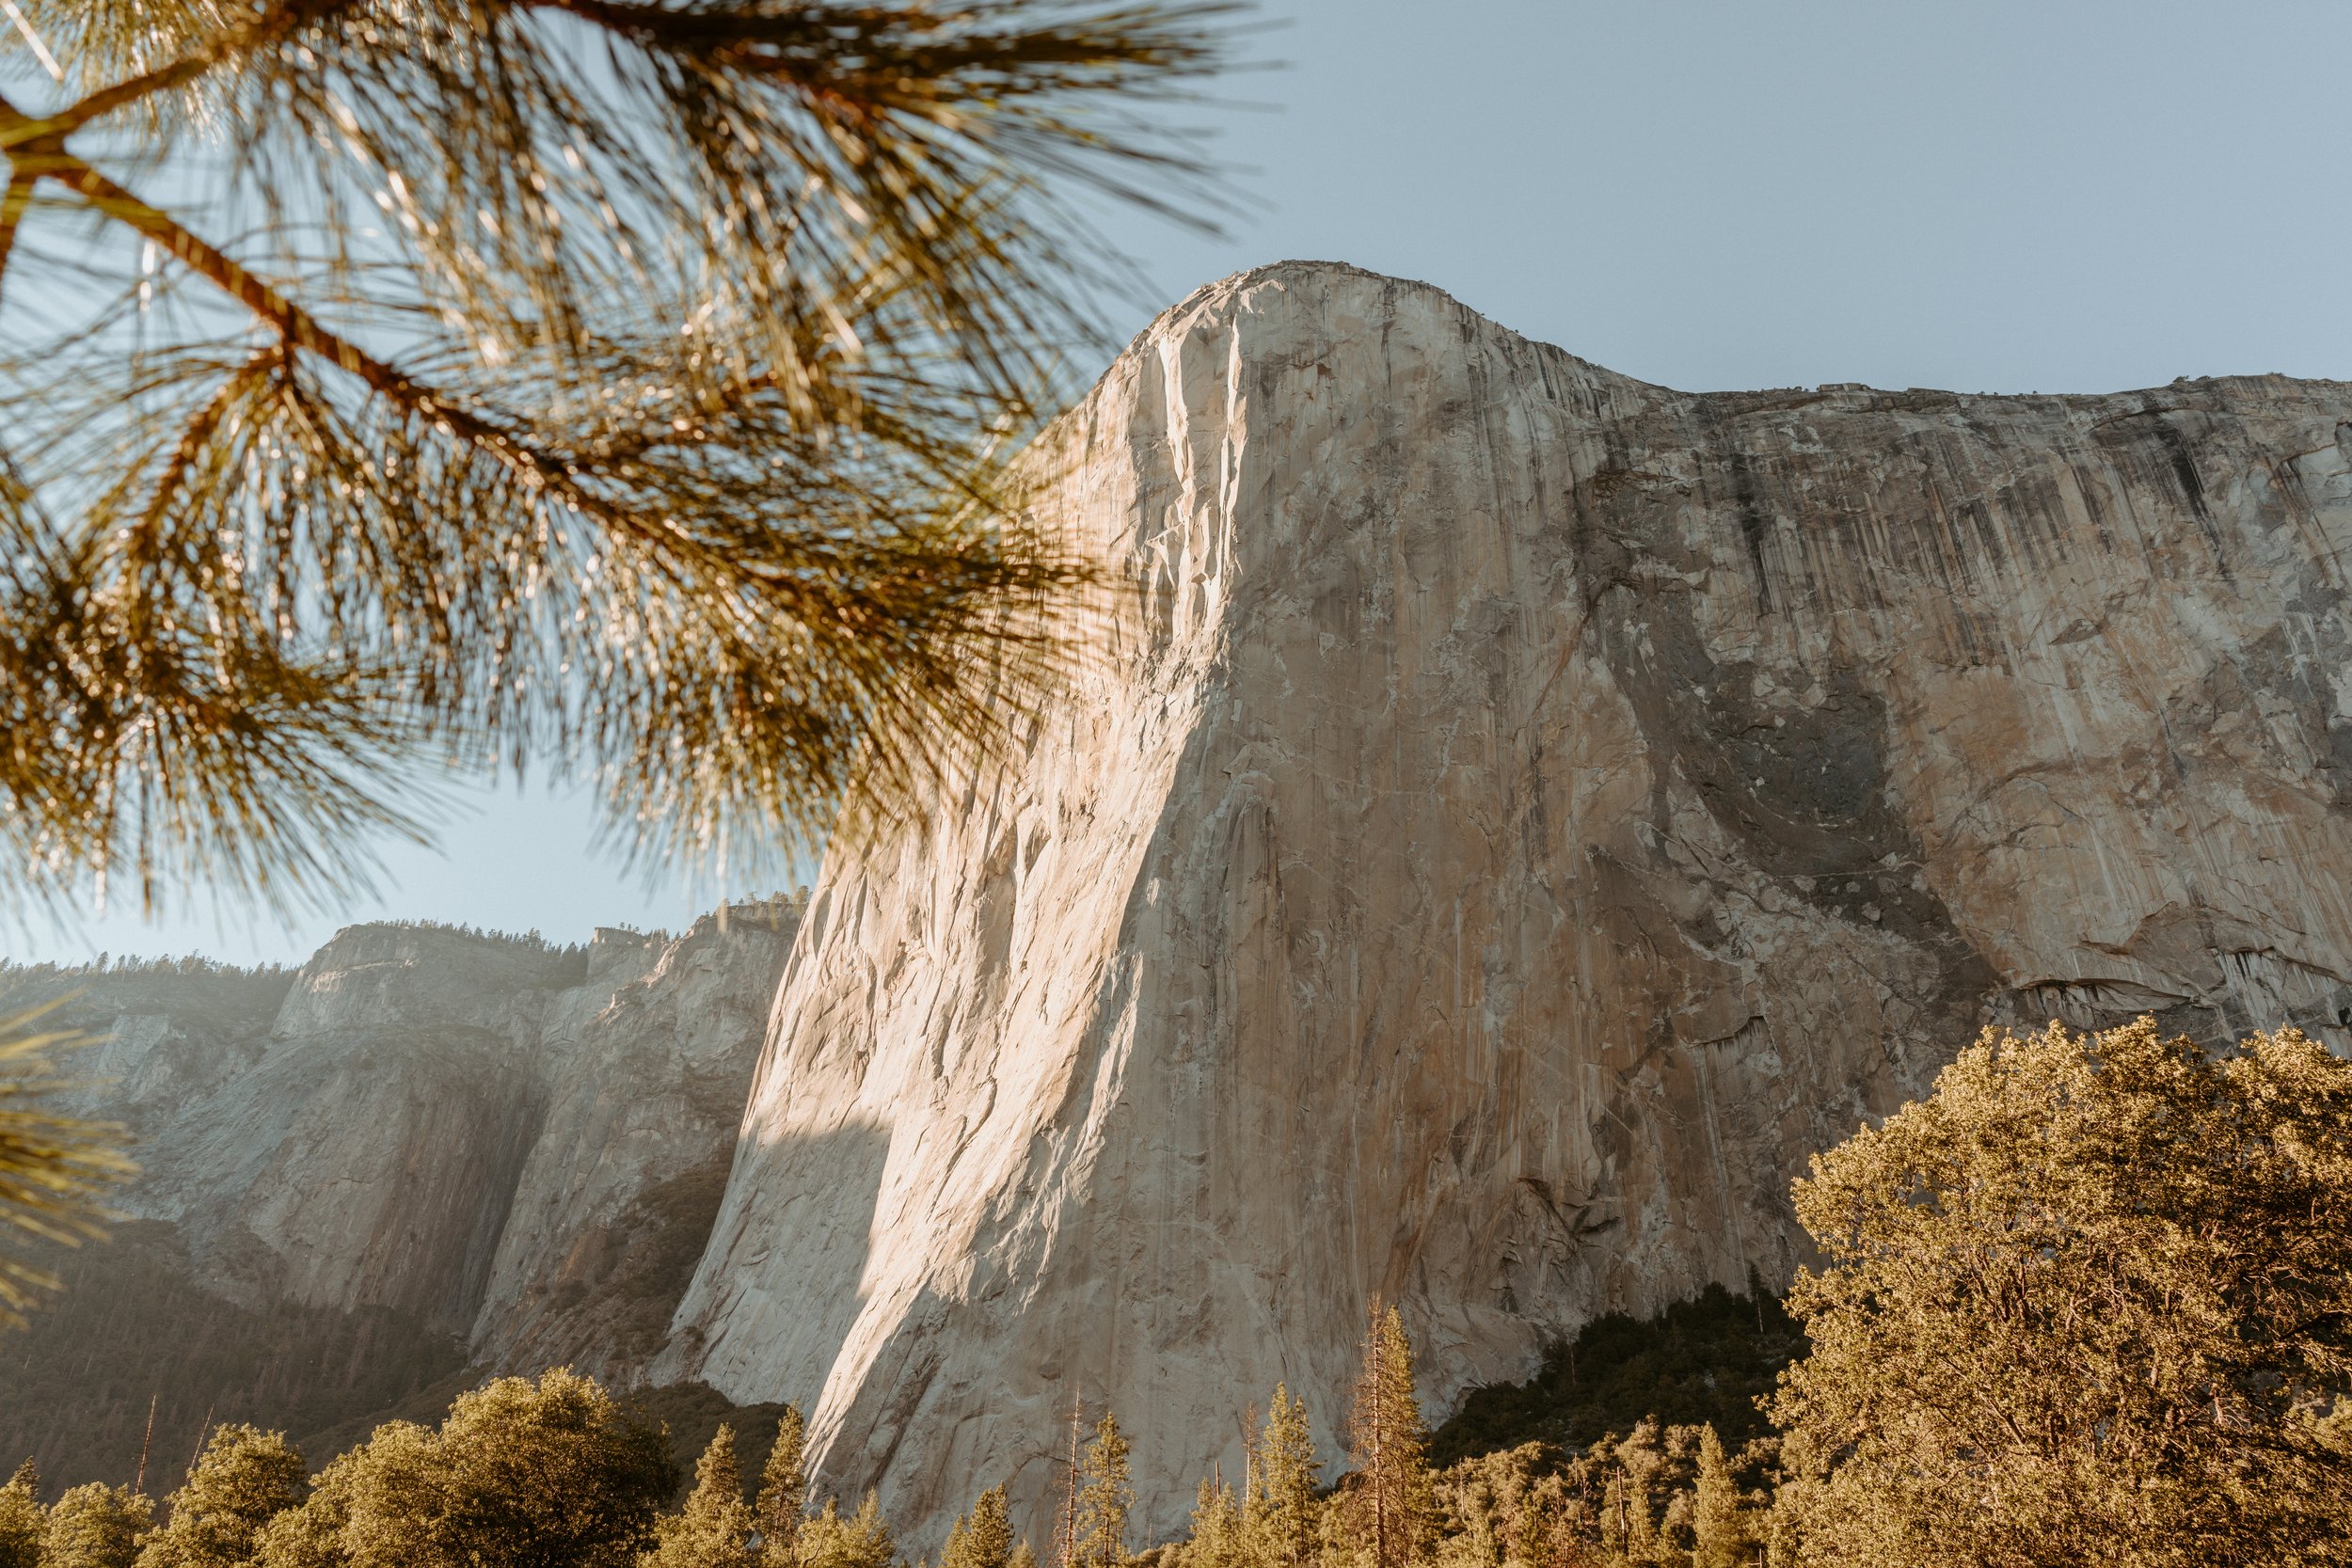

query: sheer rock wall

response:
[7,900,798,1375]
[660,261,2352,1545]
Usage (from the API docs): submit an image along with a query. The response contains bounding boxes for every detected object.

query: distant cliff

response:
[0,900,798,1487]
[8,262,2352,1552]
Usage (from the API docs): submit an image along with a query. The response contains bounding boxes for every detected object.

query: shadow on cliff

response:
[674,1120,895,1411]
[0,1221,470,1493]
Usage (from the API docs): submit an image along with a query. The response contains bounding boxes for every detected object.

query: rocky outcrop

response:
[4,898,798,1377]
[473,911,803,1377]
[660,262,2352,1545]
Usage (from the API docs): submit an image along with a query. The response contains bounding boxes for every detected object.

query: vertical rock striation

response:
[4,899,799,1372]
[661,261,2352,1545]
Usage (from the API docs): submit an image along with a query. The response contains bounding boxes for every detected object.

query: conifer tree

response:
[1073,1413,1132,1568]
[942,1486,1014,1568]
[1177,1477,1242,1568]
[795,1496,896,1568]
[43,1482,154,1568]
[1622,1483,1659,1568]
[1247,1387,1320,1568]
[756,1407,810,1568]
[1688,1428,1744,1568]
[1341,1306,1433,1568]
[1007,1544,1039,1568]
[0,1461,42,1568]
[1053,1397,1084,1568]
[646,1424,757,1568]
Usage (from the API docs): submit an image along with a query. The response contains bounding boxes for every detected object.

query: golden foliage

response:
[252,1368,675,1568]
[135,1424,309,1568]
[755,1405,810,1568]
[644,1424,758,1568]
[1340,1305,1435,1568]
[1770,1018,2352,1567]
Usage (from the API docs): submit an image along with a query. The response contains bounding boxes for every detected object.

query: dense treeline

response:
[4,1020,2347,1568]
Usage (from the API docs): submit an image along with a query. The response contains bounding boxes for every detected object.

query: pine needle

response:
[0,0,1242,911]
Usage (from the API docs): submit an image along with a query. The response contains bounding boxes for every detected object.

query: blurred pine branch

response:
[0,0,1241,917]
[0,1002,135,1329]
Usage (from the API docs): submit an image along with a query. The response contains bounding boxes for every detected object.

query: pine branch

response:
[0,1005,135,1331]
[0,166,33,298]
[0,0,1234,910]
[0,0,314,150]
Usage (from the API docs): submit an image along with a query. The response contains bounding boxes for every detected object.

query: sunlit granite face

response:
[658,261,2352,1548]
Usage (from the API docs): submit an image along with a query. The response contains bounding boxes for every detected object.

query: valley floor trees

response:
[3,1017,2346,1568]
[1770,1019,2352,1567]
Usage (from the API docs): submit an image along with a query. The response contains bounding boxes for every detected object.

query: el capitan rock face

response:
[660,262,2352,1544]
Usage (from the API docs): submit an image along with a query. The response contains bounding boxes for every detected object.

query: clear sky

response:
[12,0,2351,967]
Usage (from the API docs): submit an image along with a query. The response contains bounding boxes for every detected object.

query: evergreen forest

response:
[2,1019,2346,1568]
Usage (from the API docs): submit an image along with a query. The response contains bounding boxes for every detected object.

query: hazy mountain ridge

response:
[0,902,802,1487]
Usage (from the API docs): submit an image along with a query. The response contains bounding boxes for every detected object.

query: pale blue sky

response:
[14,0,2352,967]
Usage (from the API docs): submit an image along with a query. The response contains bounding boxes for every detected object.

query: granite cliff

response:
[7,262,2352,1548]
[660,263,2352,1544]
[0,899,798,1483]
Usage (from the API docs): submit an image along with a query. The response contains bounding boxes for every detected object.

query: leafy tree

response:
[257,1368,675,1568]
[644,1424,755,1568]
[795,1496,894,1568]
[0,1004,133,1328]
[1341,1307,1434,1568]
[1073,1413,1131,1568]
[1770,1019,2352,1567]
[941,1486,1015,1568]
[44,1482,155,1568]
[0,1460,43,1568]
[250,1475,347,1568]
[1246,1386,1320,1568]
[754,1407,808,1568]
[136,1424,309,1568]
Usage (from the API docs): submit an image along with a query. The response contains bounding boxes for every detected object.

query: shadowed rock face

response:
[3,901,799,1387]
[660,262,2352,1545]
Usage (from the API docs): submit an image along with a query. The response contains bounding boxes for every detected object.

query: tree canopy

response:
[135,1423,308,1568]
[253,1369,675,1568]
[1771,1018,2352,1567]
